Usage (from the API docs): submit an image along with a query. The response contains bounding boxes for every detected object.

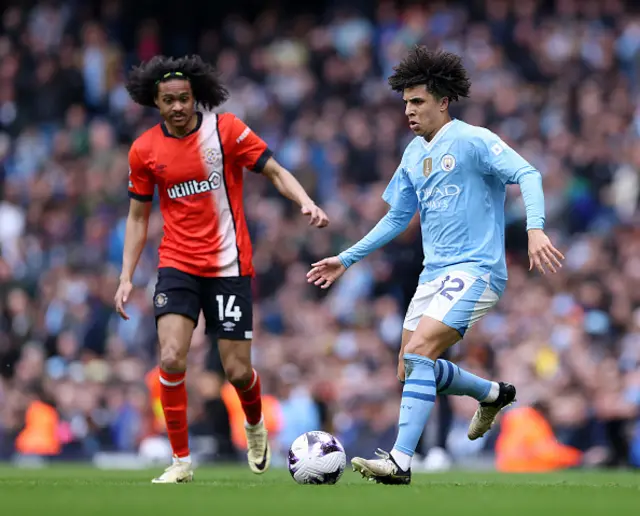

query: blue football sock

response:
[392,354,436,461]
[434,359,495,402]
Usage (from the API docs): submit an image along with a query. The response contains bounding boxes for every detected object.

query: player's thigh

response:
[154,267,201,369]
[157,314,196,369]
[405,315,462,360]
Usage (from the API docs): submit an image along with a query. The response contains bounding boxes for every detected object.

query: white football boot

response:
[468,382,517,440]
[352,449,411,485]
[246,419,271,474]
[151,457,194,484]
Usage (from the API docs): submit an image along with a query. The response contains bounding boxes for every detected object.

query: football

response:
[287,431,347,485]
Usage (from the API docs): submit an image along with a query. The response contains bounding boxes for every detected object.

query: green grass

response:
[0,465,638,516]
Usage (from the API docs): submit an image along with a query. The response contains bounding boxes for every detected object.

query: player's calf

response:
[434,359,499,401]
[157,315,195,465]
[219,339,270,473]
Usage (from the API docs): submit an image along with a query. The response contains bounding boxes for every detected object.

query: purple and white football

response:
[287,431,347,485]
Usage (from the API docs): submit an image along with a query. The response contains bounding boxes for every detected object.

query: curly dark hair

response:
[125,55,229,110]
[388,46,471,102]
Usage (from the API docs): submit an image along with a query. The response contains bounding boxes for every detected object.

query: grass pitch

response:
[0,465,638,516]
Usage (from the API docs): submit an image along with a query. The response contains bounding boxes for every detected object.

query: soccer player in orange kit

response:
[114,55,329,483]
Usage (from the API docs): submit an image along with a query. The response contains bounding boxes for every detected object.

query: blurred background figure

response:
[0,0,639,471]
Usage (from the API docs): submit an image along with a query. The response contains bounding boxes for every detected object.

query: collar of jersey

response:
[420,118,456,151]
[161,111,203,139]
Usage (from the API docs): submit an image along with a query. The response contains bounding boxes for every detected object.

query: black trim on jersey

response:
[251,148,274,173]
[128,191,153,202]
[161,111,203,139]
[215,114,243,276]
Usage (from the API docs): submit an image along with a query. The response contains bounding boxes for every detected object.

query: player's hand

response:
[114,279,133,320]
[528,229,564,274]
[301,203,329,228]
[306,256,346,289]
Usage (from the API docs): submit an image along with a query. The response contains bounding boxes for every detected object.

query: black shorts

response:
[153,267,253,341]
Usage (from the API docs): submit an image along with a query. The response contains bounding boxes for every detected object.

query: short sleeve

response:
[128,144,154,202]
[473,130,536,185]
[382,164,418,214]
[223,114,272,173]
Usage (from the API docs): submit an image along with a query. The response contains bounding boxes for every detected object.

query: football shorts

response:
[404,271,499,337]
[153,267,253,341]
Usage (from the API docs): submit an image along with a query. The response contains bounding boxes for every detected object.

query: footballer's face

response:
[156,79,195,132]
[403,85,449,141]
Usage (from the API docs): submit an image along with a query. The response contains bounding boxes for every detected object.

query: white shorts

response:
[403,271,499,336]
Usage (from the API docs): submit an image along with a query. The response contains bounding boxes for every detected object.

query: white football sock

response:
[245,416,264,430]
[481,382,500,403]
[390,449,412,471]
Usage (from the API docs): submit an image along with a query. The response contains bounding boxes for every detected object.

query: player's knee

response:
[225,360,253,388]
[403,336,441,362]
[159,339,188,372]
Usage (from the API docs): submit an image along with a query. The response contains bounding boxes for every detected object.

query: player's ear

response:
[440,96,449,112]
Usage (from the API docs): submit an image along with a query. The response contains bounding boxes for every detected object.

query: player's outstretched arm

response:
[307,207,414,289]
[261,157,329,228]
[115,199,152,320]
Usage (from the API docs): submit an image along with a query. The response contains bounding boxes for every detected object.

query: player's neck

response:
[164,113,198,138]
[423,115,452,142]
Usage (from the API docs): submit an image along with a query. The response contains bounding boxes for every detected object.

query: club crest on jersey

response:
[154,293,168,308]
[167,171,222,199]
[441,154,456,172]
[204,148,222,167]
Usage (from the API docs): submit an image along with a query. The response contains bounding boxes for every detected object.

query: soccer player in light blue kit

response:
[307,47,564,484]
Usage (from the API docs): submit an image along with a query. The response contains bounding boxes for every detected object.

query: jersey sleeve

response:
[472,129,545,230]
[128,144,155,202]
[382,163,418,214]
[223,114,273,173]
[472,130,537,184]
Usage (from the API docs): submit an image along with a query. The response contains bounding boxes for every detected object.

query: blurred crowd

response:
[1,0,639,469]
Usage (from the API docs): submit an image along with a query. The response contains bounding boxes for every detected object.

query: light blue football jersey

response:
[382,119,544,296]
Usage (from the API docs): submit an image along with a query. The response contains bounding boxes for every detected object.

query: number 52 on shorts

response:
[403,271,500,337]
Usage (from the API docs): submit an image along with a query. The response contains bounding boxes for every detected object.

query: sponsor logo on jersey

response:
[236,127,251,144]
[167,171,222,199]
[417,184,461,210]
